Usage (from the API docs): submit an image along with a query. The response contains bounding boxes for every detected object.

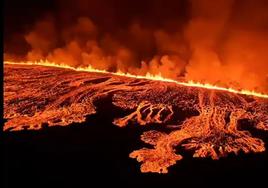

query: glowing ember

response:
[4,60,268,99]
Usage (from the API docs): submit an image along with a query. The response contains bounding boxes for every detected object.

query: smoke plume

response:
[4,0,268,92]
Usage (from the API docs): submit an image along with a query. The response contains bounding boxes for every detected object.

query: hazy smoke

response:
[4,0,268,92]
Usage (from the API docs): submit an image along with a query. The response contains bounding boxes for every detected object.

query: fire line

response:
[4,60,268,99]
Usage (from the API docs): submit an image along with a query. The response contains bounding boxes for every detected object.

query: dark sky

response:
[4,0,190,54]
[4,0,190,30]
[4,0,57,54]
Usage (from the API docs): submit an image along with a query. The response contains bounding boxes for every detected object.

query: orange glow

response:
[4,60,268,99]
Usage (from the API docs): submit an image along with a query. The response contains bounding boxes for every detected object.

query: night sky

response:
[4,0,190,55]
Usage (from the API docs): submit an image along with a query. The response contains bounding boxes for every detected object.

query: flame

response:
[4,60,268,99]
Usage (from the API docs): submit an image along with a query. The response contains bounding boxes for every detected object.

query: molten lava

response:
[5,60,268,99]
[4,62,268,173]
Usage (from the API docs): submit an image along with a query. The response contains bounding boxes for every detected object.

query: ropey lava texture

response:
[4,64,268,173]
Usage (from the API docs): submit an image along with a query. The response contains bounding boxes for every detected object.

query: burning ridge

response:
[4,63,268,173]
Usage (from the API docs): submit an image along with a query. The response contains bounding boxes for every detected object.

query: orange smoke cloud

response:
[4,0,268,92]
[184,0,268,91]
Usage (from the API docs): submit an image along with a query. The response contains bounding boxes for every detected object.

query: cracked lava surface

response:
[4,64,268,173]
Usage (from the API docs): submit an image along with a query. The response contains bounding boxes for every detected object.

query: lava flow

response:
[5,60,268,99]
[4,62,268,173]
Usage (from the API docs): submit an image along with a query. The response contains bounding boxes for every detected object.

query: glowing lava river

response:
[4,62,268,173]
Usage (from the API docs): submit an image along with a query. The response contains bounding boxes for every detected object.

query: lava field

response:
[4,64,268,173]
